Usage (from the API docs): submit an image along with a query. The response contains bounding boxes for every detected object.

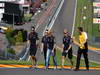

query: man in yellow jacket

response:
[73,27,89,71]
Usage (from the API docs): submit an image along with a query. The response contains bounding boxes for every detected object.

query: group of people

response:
[27,26,89,71]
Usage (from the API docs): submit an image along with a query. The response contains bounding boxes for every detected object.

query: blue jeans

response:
[46,48,57,68]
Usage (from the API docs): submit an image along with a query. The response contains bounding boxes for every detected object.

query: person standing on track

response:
[73,27,89,71]
[61,29,73,69]
[28,26,39,68]
[45,30,57,69]
[41,29,48,66]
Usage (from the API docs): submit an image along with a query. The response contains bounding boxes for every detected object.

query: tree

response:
[15,31,23,45]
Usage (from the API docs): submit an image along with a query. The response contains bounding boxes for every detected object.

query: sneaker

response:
[61,66,64,69]
[29,66,33,69]
[45,68,49,70]
[74,68,79,71]
[70,66,74,70]
[29,65,36,69]
[44,66,49,70]
[86,68,89,71]
[54,66,57,70]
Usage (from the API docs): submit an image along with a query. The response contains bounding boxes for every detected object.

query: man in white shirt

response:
[83,32,88,40]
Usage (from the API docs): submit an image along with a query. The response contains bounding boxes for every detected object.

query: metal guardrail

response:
[18,43,30,61]
[44,0,63,28]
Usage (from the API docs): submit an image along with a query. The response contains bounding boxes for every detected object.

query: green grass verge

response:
[0,50,100,67]
[74,0,100,41]
[0,60,31,65]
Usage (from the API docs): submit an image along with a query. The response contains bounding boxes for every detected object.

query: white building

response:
[0,0,16,21]
[0,0,30,22]
[0,2,4,21]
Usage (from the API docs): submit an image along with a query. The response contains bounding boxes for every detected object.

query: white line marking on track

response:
[71,0,77,37]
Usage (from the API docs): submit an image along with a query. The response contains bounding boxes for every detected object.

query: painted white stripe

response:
[71,0,77,37]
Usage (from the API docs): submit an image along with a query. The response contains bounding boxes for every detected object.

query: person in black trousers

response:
[41,29,48,66]
[73,27,89,71]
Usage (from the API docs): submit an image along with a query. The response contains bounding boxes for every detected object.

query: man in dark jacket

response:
[45,30,57,69]
[61,29,73,69]
[41,29,48,66]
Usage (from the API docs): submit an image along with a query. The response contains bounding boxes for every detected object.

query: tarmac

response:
[0,68,100,75]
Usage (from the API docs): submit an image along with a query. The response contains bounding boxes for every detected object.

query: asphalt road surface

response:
[0,68,100,75]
